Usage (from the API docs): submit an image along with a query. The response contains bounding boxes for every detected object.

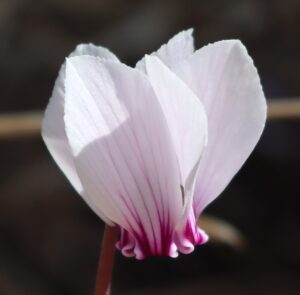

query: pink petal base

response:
[116,214,208,259]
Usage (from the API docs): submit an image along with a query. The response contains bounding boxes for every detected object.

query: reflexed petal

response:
[42,63,82,192]
[171,40,267,215]
[41,44,118,223]
[64,56,184,258]
[145,55,207,228]
[136,29,194,71]
[70,43,119,62]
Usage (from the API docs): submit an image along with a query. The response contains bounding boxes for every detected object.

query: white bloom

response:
[42,29,266,259]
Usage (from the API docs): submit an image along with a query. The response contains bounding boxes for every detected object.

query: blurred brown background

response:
[0,0,300,294]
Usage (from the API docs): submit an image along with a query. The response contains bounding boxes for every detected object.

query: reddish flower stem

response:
[94,225,118,295]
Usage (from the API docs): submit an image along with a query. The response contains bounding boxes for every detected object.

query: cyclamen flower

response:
[42,29,266,259]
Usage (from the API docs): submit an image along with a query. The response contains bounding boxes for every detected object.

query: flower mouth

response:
[116,213,208,259]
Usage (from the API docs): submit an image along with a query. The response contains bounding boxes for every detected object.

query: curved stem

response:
[94,225,118,295]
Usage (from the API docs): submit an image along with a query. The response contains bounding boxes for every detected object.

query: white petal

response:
[42,64,82,191]
[70,43,119,62]
[144,55,207,226]
[42,44,118,223]
[172,40,267,215]
[136,29,194,71]
[64,56,183,256]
